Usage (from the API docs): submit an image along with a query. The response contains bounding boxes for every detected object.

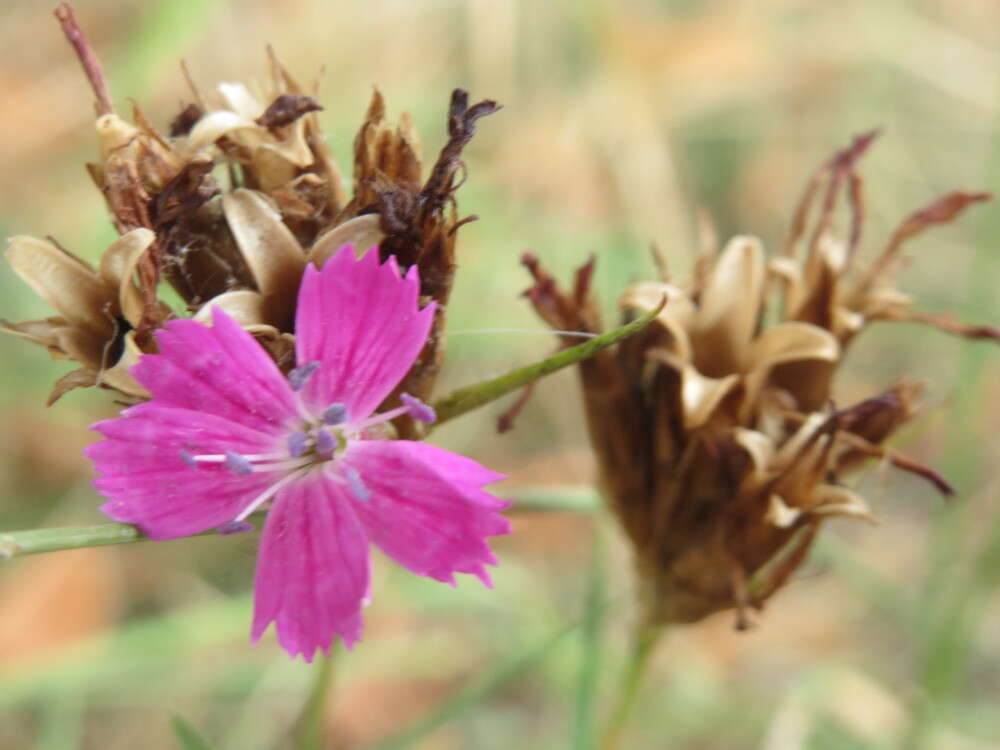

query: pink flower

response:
[86,247,510,660]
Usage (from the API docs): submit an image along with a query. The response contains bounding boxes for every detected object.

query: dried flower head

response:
[4,6,498,416]
[522,133,998,628]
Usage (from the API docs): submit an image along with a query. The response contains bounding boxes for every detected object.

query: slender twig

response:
[599,624,664,750]
[430,297,664,427]
[54,3,115,116]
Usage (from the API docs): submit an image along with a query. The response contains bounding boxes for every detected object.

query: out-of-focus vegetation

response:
[1,0,998,748]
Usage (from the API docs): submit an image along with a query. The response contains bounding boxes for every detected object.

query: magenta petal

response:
[251,472,371,661]
[342,441,510,587]
[132,308,298,434]
[295,246,436,418]
[87,403,281,538]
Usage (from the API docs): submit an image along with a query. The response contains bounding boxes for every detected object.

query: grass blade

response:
[171,715,215,750]
[372,622,578,749]
[292,655,336,750]
[571,524,606,750]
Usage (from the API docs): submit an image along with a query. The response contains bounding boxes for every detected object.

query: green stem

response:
[430,300,664,427]
[599,624,663,750]
[0,511,267,560]
[294,653,337,750]
[572,524,607,750]
[0,489,600,560]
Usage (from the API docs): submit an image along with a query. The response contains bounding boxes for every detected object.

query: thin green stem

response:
[294,653,337,750]
[508,486,601,514]
[599,624,663,750]
[0,511,268,560]
[0,489,599,561]
[572,524,607,750]
[430,299,664,427]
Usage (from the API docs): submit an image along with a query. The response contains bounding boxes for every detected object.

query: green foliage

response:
[171,715,215,750]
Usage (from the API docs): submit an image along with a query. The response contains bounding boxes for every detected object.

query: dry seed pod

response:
[5,7,498,411]
[521,133,997,628]
[179,49,347,248]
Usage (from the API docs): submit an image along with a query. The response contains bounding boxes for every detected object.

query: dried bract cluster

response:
[4,7,498,418]
[523,133,997,628]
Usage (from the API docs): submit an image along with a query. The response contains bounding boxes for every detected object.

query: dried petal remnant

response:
[2,231,162,403]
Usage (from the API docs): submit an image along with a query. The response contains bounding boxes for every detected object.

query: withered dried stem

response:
[54,3,114,116]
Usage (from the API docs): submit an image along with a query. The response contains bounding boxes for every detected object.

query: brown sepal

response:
[881,308,1000,343]
[787,129,878,260]
[886,190,992,256]
[256,94,323,129]
[46,367,99,406]
[520,252,600,340]
[857,191,992,298]
[168,103,203,137]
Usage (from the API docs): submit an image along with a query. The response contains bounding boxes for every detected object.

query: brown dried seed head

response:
[522,135,997,629]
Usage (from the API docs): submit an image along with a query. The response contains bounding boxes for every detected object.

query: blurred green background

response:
[1,0,999,748]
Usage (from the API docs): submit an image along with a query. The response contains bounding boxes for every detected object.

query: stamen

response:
[343,466,371,502]
[349,406,408,433]
[218,520,255,535]
[179,449,198,469]
[323,403,349,425]
[225,450,254,476]
[401,393,436,424]
[314,429,336,456]
[184,451,303,473]
[288,431,308,457]
[288,360,321,391]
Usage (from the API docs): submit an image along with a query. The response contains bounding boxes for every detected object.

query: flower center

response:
[179,361,436,532]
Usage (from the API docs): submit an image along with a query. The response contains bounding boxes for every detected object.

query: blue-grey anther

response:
[401,392,436,424]
[287,360,321,391]
[322,402,349,425]
[288,431,308,458]
[224,450,254,475]
[218,520,254,535]
[179,449,198,469]
[344,466,371,502]
[314,429,336,456]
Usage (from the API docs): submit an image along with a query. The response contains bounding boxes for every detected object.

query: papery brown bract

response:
[2,231,161,403]
[521,134,996,628]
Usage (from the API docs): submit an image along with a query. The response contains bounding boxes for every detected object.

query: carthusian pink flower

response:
[86,247,510,660]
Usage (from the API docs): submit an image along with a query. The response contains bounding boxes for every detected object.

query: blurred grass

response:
[1,0,1000,748]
